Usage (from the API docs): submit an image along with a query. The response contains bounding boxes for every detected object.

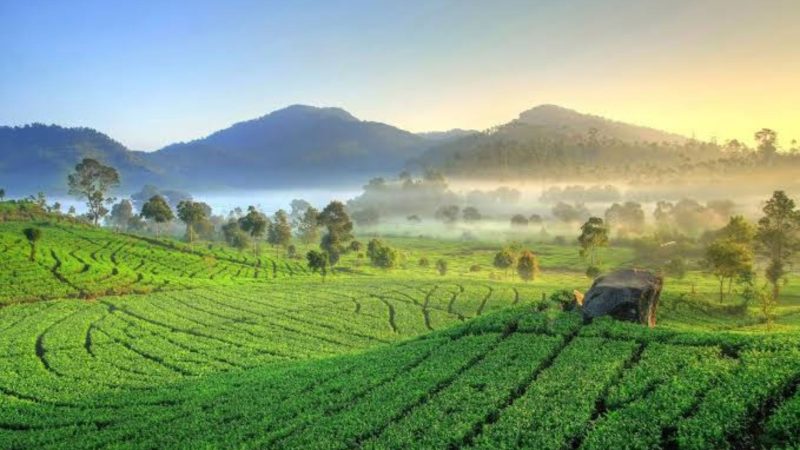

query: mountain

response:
[142,105,431,189]
[414,104,709,180]
[0,124,161,196]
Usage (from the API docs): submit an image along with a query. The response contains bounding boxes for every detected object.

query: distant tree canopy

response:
[435,205,460,224]
[107,200,134,231]
[296,206,321,244]
[462,206,482,222]
[605,201,645,235]
[238,206,269,255]
[352,207,380,227]
[552,202,590,224]
[67,158,120,226]
[756,191,800,302]
[510,214,529,228]
[140,195,174,238]
[578,217,609,266]
[176,200,211,244]
[318,201,353,266]
[366,239,399,269]
[516,250,540,282]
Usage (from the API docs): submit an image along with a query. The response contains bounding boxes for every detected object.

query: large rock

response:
[581,269,663,328]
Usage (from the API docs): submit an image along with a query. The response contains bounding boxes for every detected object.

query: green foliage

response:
[139,195,173,237]
[703,238,754,302]
[306,249,329,281]
[756,190,800,301]
[318,201,353,266]
[296,206,320,244]
[22,226,42,261]
[67,158,120,225]
[516,249,539,282]
[366,238,398,269]
[493,248,515,272]
[578,216,609,266]
[176,200,210,244]
[436,258,448,275]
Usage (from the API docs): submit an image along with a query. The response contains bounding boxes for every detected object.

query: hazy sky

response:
[1,0,798,150]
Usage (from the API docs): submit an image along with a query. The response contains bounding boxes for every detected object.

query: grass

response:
[1,215,800,449]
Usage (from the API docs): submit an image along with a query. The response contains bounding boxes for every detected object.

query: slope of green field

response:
[2,217,800,449]
[1,296,799,450]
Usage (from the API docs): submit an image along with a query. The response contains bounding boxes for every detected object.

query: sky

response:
[1,0,798,150]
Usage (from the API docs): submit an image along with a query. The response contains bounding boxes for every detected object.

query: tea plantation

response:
[1,219,799,449]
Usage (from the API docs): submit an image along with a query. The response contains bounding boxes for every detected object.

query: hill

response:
[0,124,162,195]
[142,105,431,189]
[414,105,724,181]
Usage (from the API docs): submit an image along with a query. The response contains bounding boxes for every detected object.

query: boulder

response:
[581,269,663,328]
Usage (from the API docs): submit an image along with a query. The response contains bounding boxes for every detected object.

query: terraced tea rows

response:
[1,282,799,449]
[0,221,307,304]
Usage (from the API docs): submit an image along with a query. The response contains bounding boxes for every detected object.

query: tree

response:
[23,227,42,261]
[67,158,120,226]
[516,250,540,282]
[318,201,353,267]
[462,207,482,222]
[718,215,756,244]
[268,209,292,254]
[297,207,321,244]
[436,259,448,276]
[289,199,312,220]
[604,201,645,235]
[493,248,515,275]
[349,240,363,253]
[704,239,754,302]
[755,128,778,160]
[756,191,800,303]
[108,200,134,232]
[578,217,609,266]
[238,206,268,256]
[435,205,460,225]
[176,200,210,245]
[366,239,398,269]
[140,195,174,238]
[510,214,529,228]
[352,208,380,227]
[552,202,590,223]
[306,250,329,282]
[0,188,5,201]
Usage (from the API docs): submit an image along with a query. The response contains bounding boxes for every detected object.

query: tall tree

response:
[238,206,269,256]
[578,217,609,266]
[107,200,134,232]
[296,206,320,244]
[756,191,800,302]
[317,201,353,267]
[23,227,42,262]
[67,158,120,226]
[268,209,292,254]
[140,195,174,238]
[755,128,778,160]
[176,200,210,246]
[0,188,5,201]
[704,239,754,302]
[516,250,540,282]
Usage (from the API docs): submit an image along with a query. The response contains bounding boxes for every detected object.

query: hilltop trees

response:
[516,250,540,282]
[238,206,269,256]
[318,201,353,267]
[176,200,210,245]
[756,191,800,302]
[67,158,120,226]
[23,227,42,261]
[578,217,609,269]
[140,195,174,238]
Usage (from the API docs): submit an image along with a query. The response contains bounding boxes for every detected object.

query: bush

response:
[418,257,429,267]
[436,259,448,276]
[469,264,481,272]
